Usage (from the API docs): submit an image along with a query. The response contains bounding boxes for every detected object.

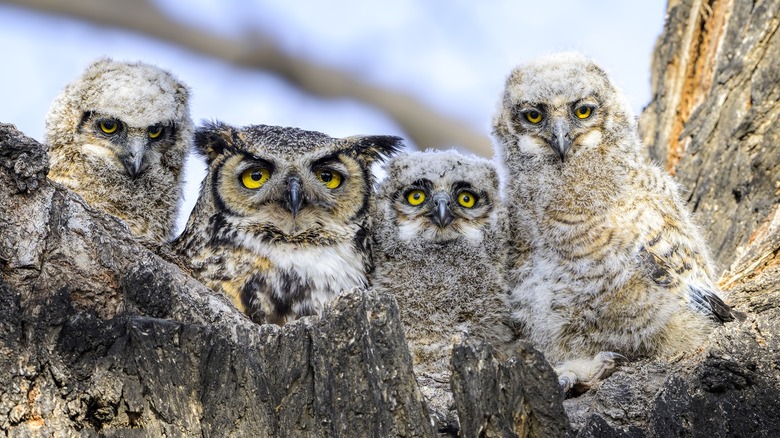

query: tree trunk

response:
[564,0,780,435]
[639,0,780,275]
[0,122,567,437]
[2,0,780,435]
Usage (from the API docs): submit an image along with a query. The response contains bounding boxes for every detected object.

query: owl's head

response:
[45,58,192,179]
[376,150,500,243]
[492,52,637,167]
[193,122,403,244]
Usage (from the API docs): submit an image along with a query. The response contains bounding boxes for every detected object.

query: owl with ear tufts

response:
[372,150,515,431]
[172,121,403,325]
[492,52,738,395]
[45,58,193,242]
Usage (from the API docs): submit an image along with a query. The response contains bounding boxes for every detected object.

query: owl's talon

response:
[595,351,627,367]
[554,351,626,397]
[558,375,575,394]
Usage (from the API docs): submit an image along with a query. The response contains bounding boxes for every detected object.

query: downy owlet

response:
[372,150,514,430]
[492,52,736,393]
[45,58,193,242]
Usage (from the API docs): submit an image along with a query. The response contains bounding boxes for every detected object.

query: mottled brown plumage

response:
[492,52,736,393]
[172,121,402,325]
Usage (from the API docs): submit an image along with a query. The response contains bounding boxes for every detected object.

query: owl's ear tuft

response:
[195,121,235,163]
[344,135,405,164]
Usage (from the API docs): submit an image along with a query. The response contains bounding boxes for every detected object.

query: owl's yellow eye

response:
[575,105,593,119]
[148,125,164,139]
[241,168,270,189]
[458,191,476,208]
[525,110,543,124]
[99,120,119,134]
[317,170,343,189]
[407,190,426,206]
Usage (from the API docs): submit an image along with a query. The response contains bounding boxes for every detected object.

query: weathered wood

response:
[2,122,560,437]
[0,123,436,436]
[639,0,780,273]
[563,0,780,434]
[451,339,570,438]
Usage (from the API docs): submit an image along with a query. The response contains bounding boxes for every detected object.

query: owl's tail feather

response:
[689,286,744,323]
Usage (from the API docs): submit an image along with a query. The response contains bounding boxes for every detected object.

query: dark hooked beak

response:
[120,140,146,178]
[429,193,454,228]
[551,118,572,162]
[285,175,304,218]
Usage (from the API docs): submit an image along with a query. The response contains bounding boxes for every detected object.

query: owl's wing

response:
[688,285,736,323]
[638,242,735,324]
[485,206,511,266]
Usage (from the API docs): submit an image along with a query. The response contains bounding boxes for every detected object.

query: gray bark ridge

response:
[451,339,570,438]
[1,122,564,437]
[0,122,433,436]
[639,0,780,272]
[564,0,780,434]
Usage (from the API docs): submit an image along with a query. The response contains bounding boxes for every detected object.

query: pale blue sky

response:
[0,1,666,233]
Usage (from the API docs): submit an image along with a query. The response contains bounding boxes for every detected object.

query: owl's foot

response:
[555,351,626,397]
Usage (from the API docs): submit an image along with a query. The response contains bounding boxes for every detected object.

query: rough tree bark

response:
[0,123,567,437]
[562,0,780,435]
[639,0,780,273]
[2,0,780,436]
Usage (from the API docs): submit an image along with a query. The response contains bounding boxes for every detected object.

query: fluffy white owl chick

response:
[492,52,737,394]
[45,58,193,242]
[372,150,515,431]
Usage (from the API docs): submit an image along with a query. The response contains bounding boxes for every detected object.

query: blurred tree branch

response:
[3,0,493,156]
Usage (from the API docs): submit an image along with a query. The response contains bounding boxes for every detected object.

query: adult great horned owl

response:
[372,150,514,430]
[173,121,402,325]
[492,52,736,393]
[45,58,193,242]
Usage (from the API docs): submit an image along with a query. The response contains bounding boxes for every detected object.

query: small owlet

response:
[372,150,514,430]
[492,52,737,393]
[172,121,402,325]
[45,58,193,242]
